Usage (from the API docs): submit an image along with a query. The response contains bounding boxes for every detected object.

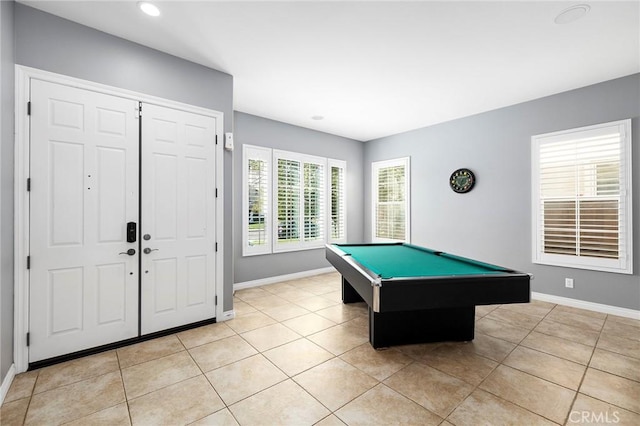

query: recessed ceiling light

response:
[311,115,324,121]
[138,2,160,17]
[554,4,590,25]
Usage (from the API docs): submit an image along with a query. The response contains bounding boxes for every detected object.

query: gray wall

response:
[234,112,364,283]
[14,3,235,310]
[364,74,640,311]
[1,0,15,382]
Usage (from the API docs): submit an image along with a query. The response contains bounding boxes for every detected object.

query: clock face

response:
[449,168,475,193]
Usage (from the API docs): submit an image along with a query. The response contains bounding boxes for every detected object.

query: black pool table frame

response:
[326,243,531,349]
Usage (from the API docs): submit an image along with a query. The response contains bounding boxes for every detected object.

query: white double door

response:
[28,79,218,362]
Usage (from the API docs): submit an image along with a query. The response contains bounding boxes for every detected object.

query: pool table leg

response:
[342,277,364,303]
[368,306,476,349]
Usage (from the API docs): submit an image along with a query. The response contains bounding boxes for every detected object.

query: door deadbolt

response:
[143,234,151,241]
[127,222,137,243]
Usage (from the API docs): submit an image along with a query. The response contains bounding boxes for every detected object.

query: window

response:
[243,145,271,255]
[243,145,346,255]
[275,157,301,245]
[372,157,410,242]
[532,119,632,274]
[273,151,325,252]
[328,159,347,243]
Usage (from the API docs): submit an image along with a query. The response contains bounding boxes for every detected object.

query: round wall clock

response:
[449,168,475,193]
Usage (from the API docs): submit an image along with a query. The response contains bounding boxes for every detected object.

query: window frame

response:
[328,159,347,244]
[242,145,272,256]
[242,144,347,256]
[372,157,411,243]
[531,119,633,274]
[272,150,327,253]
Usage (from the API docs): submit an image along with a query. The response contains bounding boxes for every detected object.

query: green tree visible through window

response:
[331,166,344,240]
[376,165,406,240]
[247,159,267,246]
[277,159,300,242]
[304,163,322,240]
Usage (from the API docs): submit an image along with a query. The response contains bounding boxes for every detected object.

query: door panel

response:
[96,263,128,325]
[152,257,178,313]
[152,153,178,240]
[29,80,140,362]
[48,267,83,334]
[186,158,207,238]
[186,255,207,306]
[49,140,85,246]
[97,147,128,243]
[141,104,217,334]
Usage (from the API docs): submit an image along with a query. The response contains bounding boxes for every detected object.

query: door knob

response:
[143,248,159,254]
[119,249,136,256]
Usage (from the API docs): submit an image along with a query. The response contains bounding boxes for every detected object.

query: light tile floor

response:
[2,272,639,425]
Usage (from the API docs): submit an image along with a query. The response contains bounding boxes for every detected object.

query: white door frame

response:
[14,65,225,373]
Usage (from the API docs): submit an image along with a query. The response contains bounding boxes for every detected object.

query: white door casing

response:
[29,79,140,362]
[16,67,225,371]
[140,103,218,334]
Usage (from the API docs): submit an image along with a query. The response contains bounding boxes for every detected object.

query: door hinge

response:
[27,178,31,192]
[27,101,31,116]
[26,332,30,347]
[215,242,218,252]
[215,135,218,145]
[138,102,142,117]
[215,188,218,198]
[27,256,30,269]
[215,295,218,306]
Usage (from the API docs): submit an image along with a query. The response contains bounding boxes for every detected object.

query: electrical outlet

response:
[565,278,574,289]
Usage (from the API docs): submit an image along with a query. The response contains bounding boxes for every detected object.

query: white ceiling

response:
[18,1,640,141]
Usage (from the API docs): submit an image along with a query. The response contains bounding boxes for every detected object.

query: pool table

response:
[326,243,531,348]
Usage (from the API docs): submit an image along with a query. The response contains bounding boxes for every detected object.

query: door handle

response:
[143,248,159,254]
[119,249,136,256]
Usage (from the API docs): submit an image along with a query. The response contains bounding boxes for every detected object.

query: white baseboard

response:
[220,310,235,321]
[234,267,336,291]
[532,292,640,320]
[1,363,16,405]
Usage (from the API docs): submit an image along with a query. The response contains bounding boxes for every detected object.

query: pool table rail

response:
[326,243,531,314]
[326,243,381,309]
[326,243,532,348]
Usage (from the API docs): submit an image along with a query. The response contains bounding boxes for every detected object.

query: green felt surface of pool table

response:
[335,243,510,279]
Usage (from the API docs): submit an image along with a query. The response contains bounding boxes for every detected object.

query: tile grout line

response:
[251,300,369,424]
[565,313,640,418]
[175,341,225,425]
[444,303,562,425]
[20,370,39,426]
[253,290,396,424]
[112,349,133,426]
[561,311,608,424]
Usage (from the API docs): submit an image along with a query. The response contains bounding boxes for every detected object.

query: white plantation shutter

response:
[303,161,325,243]
[372,157,410,242]
[273,151,328,252]
[532,119,632,274]
[243,145,271,256]
[275,157,301,247]
[328,159,347,242]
